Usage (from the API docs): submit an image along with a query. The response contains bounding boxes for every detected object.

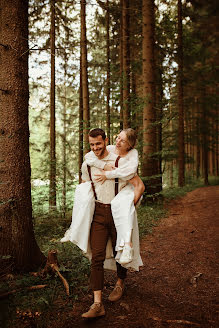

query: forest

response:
[0,0,218,327]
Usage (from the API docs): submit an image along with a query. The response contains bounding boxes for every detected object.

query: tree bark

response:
[81,0,90,153]
[49,0,56,209]
[0,0,45,271]
[106,0,111,142]
[122,0,130,128]
[177,0,185,187]
[119,0,124,129]
[78,55,83,183]
[62,54,67,217]
[142,0,157,196]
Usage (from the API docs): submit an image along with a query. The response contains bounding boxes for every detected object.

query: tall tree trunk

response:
[78,55,83,183]
[81,0,90,153]
[122,0,130,128]
[0,0,45,271]
[62,56,67,217]
[49,0,56,209]
[156,64,163,193]
[119,0,124,129]
[177,0,185,187]
[106,0,111,142]
[142,0,157,196]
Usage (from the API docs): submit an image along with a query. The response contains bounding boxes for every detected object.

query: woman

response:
[85,128,145,264]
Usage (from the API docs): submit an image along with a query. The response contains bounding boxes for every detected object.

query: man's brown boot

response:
[81,302,105,318]
[108,284,124,302]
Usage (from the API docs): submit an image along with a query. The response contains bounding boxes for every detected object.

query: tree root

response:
[31,249,69,296]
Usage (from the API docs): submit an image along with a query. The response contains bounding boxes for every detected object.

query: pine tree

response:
[0,0,45,271]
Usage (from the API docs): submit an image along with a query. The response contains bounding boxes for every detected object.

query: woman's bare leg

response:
[129,175,145,205]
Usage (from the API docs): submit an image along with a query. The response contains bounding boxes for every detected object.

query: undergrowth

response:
[1,177,218,327]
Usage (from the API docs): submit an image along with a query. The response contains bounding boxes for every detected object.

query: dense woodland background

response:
[0,0,218,273]
[0,1,218,326]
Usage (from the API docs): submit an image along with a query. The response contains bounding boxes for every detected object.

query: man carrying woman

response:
[61,128,144,318]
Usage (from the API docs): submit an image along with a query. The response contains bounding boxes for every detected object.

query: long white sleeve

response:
[105,148,138,180]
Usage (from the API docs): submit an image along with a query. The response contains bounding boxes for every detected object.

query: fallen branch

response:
[0,285,47,299]
[151,317,200,326]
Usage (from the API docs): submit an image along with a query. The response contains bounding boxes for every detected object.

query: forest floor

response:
[4,185,219,328]
[49,185,219,328]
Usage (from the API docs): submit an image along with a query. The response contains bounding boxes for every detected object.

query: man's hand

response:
[104,164,115,171]
[94,170,107,184]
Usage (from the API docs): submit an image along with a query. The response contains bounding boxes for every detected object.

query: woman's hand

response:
[94,170,107,184]
[104,164,115,171]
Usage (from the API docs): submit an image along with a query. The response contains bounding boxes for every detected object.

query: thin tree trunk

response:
[49,0,56,209]
[81,0,90,153]
[62,56,67,217]
[142,0,157,196]
[177,0,185,187]
[119,0,124,130]
[0,0,45,271]
[156,65,163,193]
[195,97,200,179]
[202,90,209,185]
[79,55,83,183]
[216,105,219,177]
[122,0,130,128]
[106,0,111,142]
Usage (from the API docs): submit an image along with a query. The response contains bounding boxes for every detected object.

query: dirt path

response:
[55,186,219,328]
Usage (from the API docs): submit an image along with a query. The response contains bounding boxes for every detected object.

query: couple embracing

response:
[61,128,145,318]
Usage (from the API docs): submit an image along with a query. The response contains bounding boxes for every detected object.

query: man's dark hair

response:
[89,128,106,140]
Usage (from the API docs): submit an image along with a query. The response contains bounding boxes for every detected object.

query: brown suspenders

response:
[87,165,98,200]
[87,155,120,201]
[114,155,120,196]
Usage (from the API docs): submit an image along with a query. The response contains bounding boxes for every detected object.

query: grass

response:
[1,177,218,327]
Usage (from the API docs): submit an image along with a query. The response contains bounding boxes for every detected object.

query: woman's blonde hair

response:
[123,128,137,150]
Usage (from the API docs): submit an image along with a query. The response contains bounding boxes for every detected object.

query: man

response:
[81,128,129,318]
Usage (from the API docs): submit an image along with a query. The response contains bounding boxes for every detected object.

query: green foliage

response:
[162,176,219,199]
[137,201,167,238]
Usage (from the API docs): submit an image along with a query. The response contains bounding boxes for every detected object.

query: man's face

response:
[89,135,108,159]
